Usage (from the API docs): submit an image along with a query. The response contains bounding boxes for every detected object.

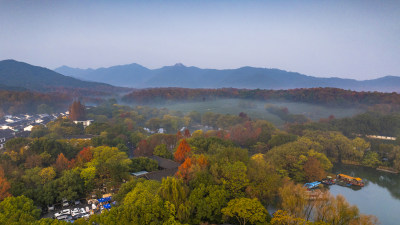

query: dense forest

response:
[1,99,395,224]
[123,87,400,108]
[0,90,72,115]
[0,89,119,115]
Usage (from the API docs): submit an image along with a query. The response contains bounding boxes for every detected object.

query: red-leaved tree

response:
[77,147,93,165]
[174,139,191,163]
[55,153,69,173]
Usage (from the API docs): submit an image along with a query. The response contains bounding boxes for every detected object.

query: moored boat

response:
[321,176,335,185]
[336,174,364,187]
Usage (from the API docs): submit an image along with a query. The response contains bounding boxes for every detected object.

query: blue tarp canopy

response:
[304,181,321,189]
[98,197,112,203]
[104,204,111,209]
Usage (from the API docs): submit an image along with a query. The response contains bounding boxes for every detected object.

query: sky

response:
[0,0,399,80]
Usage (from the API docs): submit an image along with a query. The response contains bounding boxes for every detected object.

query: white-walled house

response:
[73,120,93,128]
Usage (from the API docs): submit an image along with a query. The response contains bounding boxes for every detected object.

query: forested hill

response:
[56,63,400,92]
[122,87,400,107]
[0,60,114,92]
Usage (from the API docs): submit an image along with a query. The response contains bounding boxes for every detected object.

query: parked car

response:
[62,199,69,207]
[79,208,85,214]
[71,208,80,217]
[74,200,81,205]
[48,205,55,211]
[56,215,68,220]
[61,209,71,215]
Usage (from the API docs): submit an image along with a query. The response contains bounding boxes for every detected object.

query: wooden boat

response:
[336,174,364,187]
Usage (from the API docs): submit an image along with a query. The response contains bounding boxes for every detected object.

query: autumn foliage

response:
[176,130,183,140]
[303,157,325,182]
[54,153,69,173]
[77,147,93,165]
[183,129,191,138]
[69,100,86,121]
[0,166,11,200]
[176,157,192,180]
[134,140,150,156]
[229,121,262,146]
[123,87,400,107]
[176,154,208,180]
[174,139,191,163]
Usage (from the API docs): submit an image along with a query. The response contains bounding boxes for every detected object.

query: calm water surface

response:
[329,164,400,225]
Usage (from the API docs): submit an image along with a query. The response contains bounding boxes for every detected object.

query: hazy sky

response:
[1,0,399,79]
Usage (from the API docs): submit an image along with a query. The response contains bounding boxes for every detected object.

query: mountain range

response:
[0,59,398,93]
[0,60,113,92]
[55,63,400,92]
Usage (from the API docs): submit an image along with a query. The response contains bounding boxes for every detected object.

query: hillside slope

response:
[0,60,113,92]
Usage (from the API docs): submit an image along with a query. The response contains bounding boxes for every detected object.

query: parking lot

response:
[42,199,96,222]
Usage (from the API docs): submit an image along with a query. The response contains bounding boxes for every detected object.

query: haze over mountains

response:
[56,63,400,92]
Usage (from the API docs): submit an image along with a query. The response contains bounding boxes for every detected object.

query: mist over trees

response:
[2,88,399,224]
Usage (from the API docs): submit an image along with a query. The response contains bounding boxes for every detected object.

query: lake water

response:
[329,164,400,225]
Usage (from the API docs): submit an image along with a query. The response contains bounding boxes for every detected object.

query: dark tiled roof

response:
[63,135,95,140]
[15,131,30,138]
[148,155,180,169]
[0,129,14,138]
[144,168,178,181]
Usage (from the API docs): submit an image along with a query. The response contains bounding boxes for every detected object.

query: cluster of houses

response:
[0,113,65,149]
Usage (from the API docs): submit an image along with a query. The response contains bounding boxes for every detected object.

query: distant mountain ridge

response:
[0,60,113,92]
[55,63,400,92]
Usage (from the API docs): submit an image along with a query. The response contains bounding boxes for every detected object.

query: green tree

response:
[350,137,370,161]
[246,154,281,206]
[56,168,84,201]
[30,125,50,138]
[37,104,53,114]
[91,146,132,183]
[111,180,168,224]
[221,197,268,225]
[213,161,249,198]
[188,184,229,224]
[113,178,145,204]
[270,210,306,225]
[362,151,381,168]
[159,177,190,222]
[130,157,158,172]
[0,195,41,225]
[39,167,56,184]
[268,132,298,148]
[154,144,173,159]
[41,180,58,206]
[80,166,97,190]
[33,218,69,225]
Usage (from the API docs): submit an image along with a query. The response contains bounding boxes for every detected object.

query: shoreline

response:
[376,167,399,174]
[339,161,399,174]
